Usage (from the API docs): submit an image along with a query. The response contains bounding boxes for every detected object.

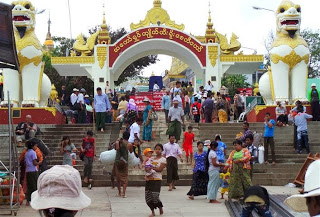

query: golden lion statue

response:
[1,1,51,107]
[259,0,310,105]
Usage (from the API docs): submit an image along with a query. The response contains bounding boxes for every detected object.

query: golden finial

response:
[44,11,54,50]
[50,84,60,103]
[205,1,216,43]
[153,0,162,7]
[98,3,111,44]
[207,1,213,26]
[208,1,212,22]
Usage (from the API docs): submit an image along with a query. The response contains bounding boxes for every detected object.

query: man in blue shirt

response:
[94,87,111,132]
[263,112,276,165]
[161,89,171,123]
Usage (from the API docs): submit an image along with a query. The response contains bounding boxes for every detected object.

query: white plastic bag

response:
[285,183,296,188]
[100,149,116,165]
[258,146,265,164]
[128,152,140,168]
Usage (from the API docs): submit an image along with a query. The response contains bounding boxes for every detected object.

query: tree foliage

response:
[263,30,276,70]
[301,29,320,78]
[221,74,250,96]
[264,29,320,77]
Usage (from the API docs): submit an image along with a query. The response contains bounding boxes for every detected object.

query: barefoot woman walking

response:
[207,142,225,203]
[145,144,166,217]
[187,141,208,200]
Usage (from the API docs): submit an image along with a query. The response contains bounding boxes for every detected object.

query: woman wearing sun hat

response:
[285,160,320,216]
[30,165,91,217]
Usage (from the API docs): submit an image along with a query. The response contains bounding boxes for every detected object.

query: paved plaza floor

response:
[12,186,309,217]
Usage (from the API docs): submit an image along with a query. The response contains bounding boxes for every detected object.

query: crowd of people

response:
[12,80,320,217]
[161,81,238,124]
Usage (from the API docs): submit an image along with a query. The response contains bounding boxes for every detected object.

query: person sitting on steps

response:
[16,115,38,147]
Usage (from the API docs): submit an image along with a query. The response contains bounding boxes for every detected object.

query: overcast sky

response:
[2,0,319,77]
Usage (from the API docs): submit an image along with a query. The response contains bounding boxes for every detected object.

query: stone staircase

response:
[1,114,320,187]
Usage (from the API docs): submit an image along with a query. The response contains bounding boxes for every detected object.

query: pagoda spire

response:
[47,12,52,39]
[98,4,111,44]
[205,1,216,43]
[44,11,54,50]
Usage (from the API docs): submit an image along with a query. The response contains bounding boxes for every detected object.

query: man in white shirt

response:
[128,118,143,143]
[77,88,86,123]
[167,98,185,141]
[170,81,182,107]
[70,88,79,109]
[104,81,109,94]
[205,81,213,92]
[153,81,160,92]
[162,135,183,191]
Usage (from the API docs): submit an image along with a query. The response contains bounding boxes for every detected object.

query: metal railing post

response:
[7,91,12,210]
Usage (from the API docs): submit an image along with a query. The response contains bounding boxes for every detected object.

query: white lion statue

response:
[1,1,51,107]
[259,0,310,105]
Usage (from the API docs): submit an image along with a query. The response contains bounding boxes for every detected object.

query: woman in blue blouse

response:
[187,141,208,199]
[143,97,153,141]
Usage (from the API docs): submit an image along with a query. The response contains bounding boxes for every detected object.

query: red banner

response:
[130,92,166,112]
[237,88,253,96]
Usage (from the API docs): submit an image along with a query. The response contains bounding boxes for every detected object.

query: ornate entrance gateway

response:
[52,0,263,92]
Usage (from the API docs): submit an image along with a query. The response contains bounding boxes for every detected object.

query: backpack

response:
[29,138,50,156]
[192,103,200,115]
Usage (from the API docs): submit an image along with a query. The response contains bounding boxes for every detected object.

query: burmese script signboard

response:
[129,91,166,111]
[109,27,206,68]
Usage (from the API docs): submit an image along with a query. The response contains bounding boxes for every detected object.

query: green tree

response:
[221,74,250,96]
[301,29,320,78]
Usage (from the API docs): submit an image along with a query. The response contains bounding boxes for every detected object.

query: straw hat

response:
[285,160,320,212]
[143,97,151,103]
[173,97,179,103]
[143,148,154,156]
[31,165,91,211]
[204,140,211,146]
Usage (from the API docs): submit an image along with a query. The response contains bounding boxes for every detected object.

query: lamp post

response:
[242,47,257,55]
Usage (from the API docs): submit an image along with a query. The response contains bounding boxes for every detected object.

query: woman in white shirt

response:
[145,144,166,217]
[275,102,288,126]
[206,142,225,203]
